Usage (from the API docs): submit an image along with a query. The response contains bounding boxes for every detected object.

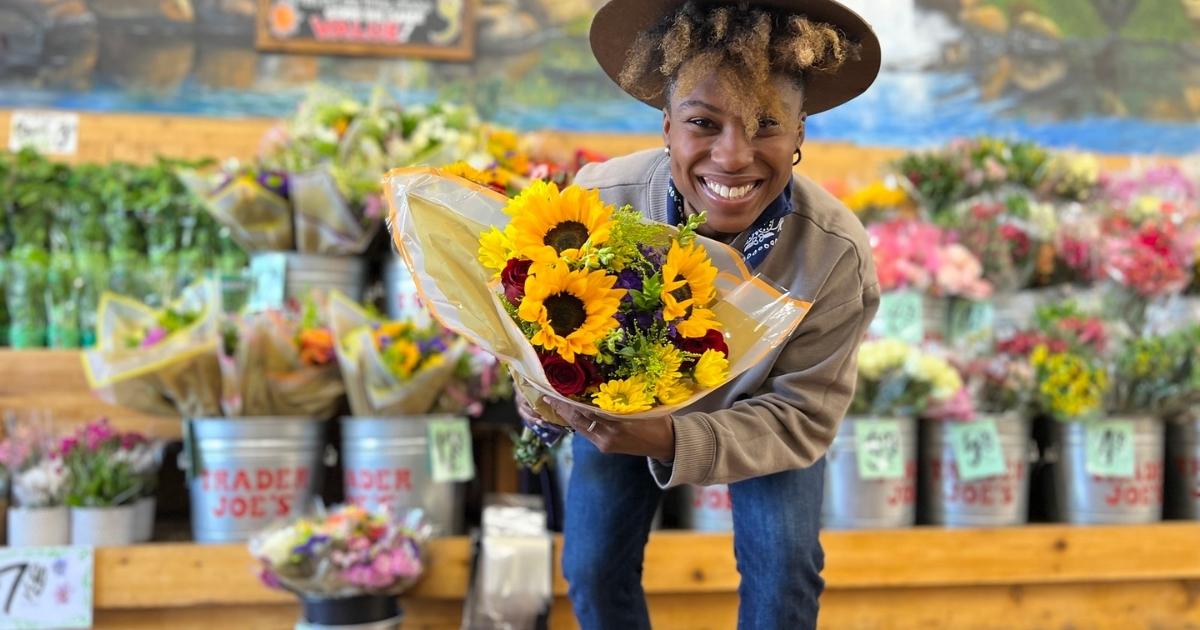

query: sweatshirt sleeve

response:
[649,248,881,488]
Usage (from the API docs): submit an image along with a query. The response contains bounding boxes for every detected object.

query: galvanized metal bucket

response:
[184,417,325,544]
[252,252,368,304]
[1048,418,1163,524]
[822,416,918,530]
[383,255,424,322]
[1165,416,1200,520]
[685,484,734,532]
[919,415,1033,527]
[340,417,464,536]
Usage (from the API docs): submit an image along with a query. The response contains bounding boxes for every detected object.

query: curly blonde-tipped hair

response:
[619,2,858,135]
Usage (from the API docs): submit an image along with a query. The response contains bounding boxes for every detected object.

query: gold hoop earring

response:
[792,149,802,166]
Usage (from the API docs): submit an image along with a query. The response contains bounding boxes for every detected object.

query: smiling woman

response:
[516,2,884,629]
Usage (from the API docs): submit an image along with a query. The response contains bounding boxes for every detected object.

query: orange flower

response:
[299,329,336,366]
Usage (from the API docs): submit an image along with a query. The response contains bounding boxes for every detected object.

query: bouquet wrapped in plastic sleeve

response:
[180,165,294,252]
[83,281,223,417]
[384,168,812,425]
[330,291,466,416]
[291,166,382,255]
[219,307,345,418]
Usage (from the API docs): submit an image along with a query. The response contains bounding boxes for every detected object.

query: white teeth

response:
[703,179,755,200]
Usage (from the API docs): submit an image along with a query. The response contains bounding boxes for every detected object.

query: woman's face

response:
[663,73,806,235]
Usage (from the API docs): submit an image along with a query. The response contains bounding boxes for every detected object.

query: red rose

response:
[540,353,588,397]
[576,355,603,387]
[501,258,532,306]
[674,329,729,357]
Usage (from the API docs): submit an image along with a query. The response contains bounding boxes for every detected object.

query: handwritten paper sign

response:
[871,291,924,343]
[0,546,93,630]
[256,0,476,61]
[948,419,1007,481]
[428,417,474,483]
[1086,420,1136,478]
[8,111,79,155]
[249,253,288,311]
[855,419,904,480]
[947,299,994,347]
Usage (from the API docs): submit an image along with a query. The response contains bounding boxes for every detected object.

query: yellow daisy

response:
[660,241,720,338]
[693,349,730,389]
[509,181,615,265]
[442,162,492,188]
[382,339,421,380]
[656,379,692,405]
[593,376,655,414]
[478,225,517,277]
[517,262,624,361]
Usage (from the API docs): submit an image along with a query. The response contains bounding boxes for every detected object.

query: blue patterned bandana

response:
[666,179,792,270]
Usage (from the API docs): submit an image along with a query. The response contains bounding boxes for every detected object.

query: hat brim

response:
[589,0,881,115]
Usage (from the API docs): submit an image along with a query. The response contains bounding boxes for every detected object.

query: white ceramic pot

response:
[133,497,156,543]
[70,505,138,547]
[6,506,70,547]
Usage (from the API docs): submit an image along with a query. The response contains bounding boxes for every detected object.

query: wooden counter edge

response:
[95,523,1200,610]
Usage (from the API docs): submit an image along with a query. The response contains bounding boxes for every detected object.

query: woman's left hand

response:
[545,398,675,461]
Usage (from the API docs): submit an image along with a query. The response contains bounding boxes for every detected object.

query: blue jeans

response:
[562,436,826,630]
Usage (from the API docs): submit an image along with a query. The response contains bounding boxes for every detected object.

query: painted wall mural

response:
[0,0,1198,154]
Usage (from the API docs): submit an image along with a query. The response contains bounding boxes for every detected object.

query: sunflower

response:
[693,349,730,389]
[478,225,517,277]
[509,181,615,265]
[593,376,655,414]
[443,162,492,187]
[517,262,624,361]
[660,241,720,338]
[382,339,422,380]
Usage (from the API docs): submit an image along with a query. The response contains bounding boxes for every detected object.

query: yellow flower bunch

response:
[909,353,963,400]
[842,180,909,213]
[857,339,911,380]
[1031,345,1108,421]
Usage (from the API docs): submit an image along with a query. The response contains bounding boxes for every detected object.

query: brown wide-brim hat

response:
[590,0,881,115]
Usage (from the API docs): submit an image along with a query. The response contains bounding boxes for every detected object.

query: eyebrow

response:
[676,99,724,115]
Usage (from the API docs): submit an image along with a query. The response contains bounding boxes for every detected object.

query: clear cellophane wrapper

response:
[291,165,381,255]
[83,281,223,418]
[181,169,294,252]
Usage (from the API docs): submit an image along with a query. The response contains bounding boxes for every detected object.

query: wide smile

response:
[697,176,762,204]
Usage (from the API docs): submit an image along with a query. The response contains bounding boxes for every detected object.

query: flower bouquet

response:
[894,137,1048,222]
[1026,306,1110,424]
[385,169,810,427]
[850,339,966,419]
[1099,213,1196,333]
[83,281,224,417]
[948,190,1056,293]
[330,292,466,416]
[180,162,293,252]
[250,504,429,627]
[841,179,915,224]
[219,300,346,419]
[58,419,149,509]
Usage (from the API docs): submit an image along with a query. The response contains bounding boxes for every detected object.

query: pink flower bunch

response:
[1104,220,1194,298]
[1101,165,1198,209]
[870,219,944,292]
[339,544,423,590]
[870,219,992,298]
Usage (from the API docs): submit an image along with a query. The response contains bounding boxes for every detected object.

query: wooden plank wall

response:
[0,109,1146,187]
[94,525,1200,629]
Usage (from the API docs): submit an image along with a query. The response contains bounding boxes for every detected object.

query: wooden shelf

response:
[93,524,1200,629]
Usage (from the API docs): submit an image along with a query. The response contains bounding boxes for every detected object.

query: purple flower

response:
[615,269,643,292]
[418,337,447,354]
[639,245,664,266]
[291,534,329,558]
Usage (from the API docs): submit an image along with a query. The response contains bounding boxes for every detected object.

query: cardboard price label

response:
[0,546,93,630]
[855,419,904,480]
[1086,420,1136,478]
[248,253,288,311]
[428,417,474,483]
[948,419,1007,482]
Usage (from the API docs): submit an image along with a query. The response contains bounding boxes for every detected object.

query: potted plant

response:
[823,339,963,529]
[60,419,145,546]
[250,504,429,629]
[0,420,70,546]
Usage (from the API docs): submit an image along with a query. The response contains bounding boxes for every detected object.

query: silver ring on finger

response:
[587,420,598,433]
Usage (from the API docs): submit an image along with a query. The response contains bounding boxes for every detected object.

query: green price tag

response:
[855,419,904,480]
[428,417,475,483]
[948,299,994,346]
[1085,420,1136,478]
[871,291,924,343]
[948,419,1007,481]
[248,253,287,311]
